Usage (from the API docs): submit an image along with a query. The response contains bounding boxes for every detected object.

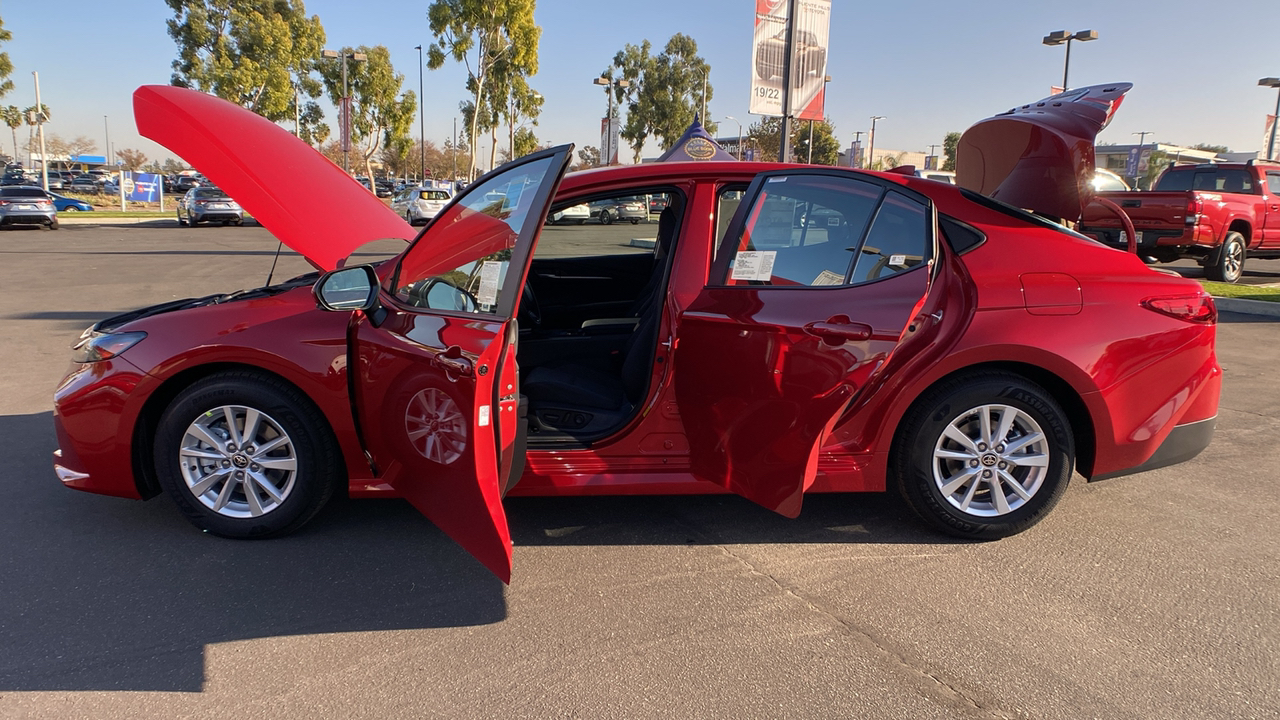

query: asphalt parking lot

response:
[1,224,1277,719]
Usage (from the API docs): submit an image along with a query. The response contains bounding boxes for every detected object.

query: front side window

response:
[392,155,554,315]
[1268,173,1280,196]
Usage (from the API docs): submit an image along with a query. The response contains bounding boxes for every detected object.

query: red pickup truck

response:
[1079,161,1280,282]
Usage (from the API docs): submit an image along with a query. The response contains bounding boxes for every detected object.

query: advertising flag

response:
[750,0,832,121]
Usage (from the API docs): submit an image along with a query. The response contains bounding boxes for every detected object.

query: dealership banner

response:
[749,0,832,121]
[127,172,163,203]
[600,116,621,165]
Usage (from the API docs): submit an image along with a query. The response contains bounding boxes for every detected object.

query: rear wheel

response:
[600,209,613,225]
[62,206,79,212]
[154,372,341,539]
[1205,231,1246,283]
[893,372,1074,539]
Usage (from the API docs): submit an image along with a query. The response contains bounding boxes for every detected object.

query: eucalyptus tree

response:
[317,45,416,182]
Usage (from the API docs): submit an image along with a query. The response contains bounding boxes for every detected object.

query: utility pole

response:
[33,73,48,191]
[852,130,863,168]
[415,45,425,183]
[322,49,368,174]
[778,0,800,163]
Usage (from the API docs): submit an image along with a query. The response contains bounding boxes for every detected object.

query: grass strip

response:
[1200,280,1280,302]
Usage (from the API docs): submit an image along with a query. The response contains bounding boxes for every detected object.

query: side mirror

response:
[314,265,379,311]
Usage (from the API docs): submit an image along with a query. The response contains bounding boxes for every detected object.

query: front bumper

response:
[52,357,152,499]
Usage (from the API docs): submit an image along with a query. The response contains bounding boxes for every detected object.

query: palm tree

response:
[0,105,21,162]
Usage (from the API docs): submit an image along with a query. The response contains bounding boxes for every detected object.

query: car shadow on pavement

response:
[0,411,506,694]
[1217,310,1280,324]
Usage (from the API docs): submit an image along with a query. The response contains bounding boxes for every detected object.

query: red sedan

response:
[52,84,1219,582]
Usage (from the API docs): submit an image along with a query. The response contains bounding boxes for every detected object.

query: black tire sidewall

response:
[153,373,338,538]
[894,373,1074,539]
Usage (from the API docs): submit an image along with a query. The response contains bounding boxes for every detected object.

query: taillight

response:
[1142,293,1217,324]
[1185,197,1203,226]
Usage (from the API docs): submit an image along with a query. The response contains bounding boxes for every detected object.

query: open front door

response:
[350,147,572,583]
[674,170,936,517]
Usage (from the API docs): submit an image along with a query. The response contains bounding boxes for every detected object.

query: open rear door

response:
[674,169,936,517]
[349,147,572,582]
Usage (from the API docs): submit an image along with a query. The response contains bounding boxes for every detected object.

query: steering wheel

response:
[518,279,542,327]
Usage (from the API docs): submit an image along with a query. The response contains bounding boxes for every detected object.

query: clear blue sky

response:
[3,0,1277,166]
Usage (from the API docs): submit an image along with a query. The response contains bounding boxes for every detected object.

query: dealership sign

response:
[749,0,831,121]
[127,172,163,203]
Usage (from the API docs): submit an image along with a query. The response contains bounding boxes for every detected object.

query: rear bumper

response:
[1092,415,1216,481]
[0,211,56,226]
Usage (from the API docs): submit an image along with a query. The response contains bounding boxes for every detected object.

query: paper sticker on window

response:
[731,250,777,281]
[476,261,502,306]
[812,269,845,286]
[889,254,906,267]
[478,404,491,427]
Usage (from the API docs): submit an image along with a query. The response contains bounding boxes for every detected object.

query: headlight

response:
[71,331,146,363]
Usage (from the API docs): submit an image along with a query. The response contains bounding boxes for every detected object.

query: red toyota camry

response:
[52,84,1220,582]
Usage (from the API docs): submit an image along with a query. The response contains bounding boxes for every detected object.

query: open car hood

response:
[956,82,1132,222]
[134,85,415,271]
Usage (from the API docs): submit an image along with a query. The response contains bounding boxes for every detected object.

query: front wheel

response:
[600,210,613,225]
[1206,231,1246,283]
[892,372,1074,539]
[153,371,341,539]
[176,211,187,227]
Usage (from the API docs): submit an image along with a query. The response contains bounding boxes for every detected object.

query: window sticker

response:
[889,254,906,267]
[731,250,777,281]
[812,269,845,286]
[476,261,502,306]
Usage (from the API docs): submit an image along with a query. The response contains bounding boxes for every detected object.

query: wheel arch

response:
[886,360,1098,479]
[130,362,348,500]
[1225,219,1251,244]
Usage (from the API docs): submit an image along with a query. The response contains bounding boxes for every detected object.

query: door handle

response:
[437,346,473,377]
[804,317,872,344]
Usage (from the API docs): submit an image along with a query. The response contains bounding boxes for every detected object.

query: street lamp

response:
[724,115,743,160]
[1042,29,1097,92]
[1260,77,1280,161]
[868,116,885,170]
[415,45,425,183]
[322,49,368,173]
[593,77,630,166]
[806,74,832,164]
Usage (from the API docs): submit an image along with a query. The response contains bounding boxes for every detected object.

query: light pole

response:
[508,90,542,162]
[724,115,743,160]
[700,68,708,123]
[1042,29,1097,92]
[927,144,940,170]
[1260,78,1280,161]
[322,48,368,174]
[593,77,629,165]
[415,45,425,183]
[806,74,832,165]
[851,131,863,168]
[868,116,884,170]
[103,115,110,170]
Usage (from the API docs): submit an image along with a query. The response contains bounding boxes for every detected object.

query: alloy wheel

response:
[178,405,298,518]
[931,403,1049,517]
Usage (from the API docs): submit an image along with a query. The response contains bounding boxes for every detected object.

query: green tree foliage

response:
[117,148,148,169]
[0,17,14,100]
[165,0,327,140]
[794,119,840,165]
[426,0,539,180]
[511,126,539,159]
[575,145,600,170]
[605,34,713,158]
[1191,143,1230,155]
[2,105,22,159]
[317,45,416,182]
[941,131,960,172]
[747,116,782,162]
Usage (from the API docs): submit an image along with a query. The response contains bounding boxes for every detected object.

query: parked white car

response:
[548,203,589,224]
[391,185,453,226]
[914,168,957,184]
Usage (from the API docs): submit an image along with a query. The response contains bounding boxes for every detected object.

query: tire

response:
[630,218,640,224]
[892,371,1074,539]
[1205,231,1246,283]
[153,371,341,539]
[48,218,58,230]
[177,211,187,227]
[62,206,79,212]
[600,209,613,225]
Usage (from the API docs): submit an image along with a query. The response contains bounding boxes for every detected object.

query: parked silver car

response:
[391,185,453,226]
[0,186,58,229]
[176,186,244,226]
[590,196,647,224]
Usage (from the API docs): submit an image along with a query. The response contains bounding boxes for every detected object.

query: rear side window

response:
[715,174,930,287]
[1155,168,1257,194]
[1268,173,1280,195]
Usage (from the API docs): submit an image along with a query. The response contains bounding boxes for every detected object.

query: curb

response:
[58,216,175,226]
[1212,296,1280,318]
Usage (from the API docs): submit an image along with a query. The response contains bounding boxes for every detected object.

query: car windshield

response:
[1,187,48,198]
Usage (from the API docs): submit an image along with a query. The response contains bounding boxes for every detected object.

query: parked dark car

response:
[69,175,101,194]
